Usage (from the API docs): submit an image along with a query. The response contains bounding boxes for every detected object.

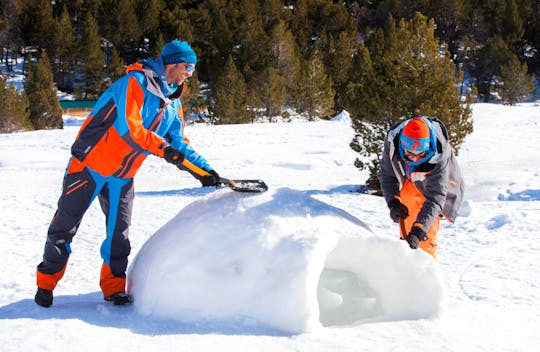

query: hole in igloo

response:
[317,241,382,327]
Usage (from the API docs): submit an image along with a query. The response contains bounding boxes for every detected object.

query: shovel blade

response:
[221,179,268,193]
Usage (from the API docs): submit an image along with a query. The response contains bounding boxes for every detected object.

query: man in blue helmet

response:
[35,40,220,307]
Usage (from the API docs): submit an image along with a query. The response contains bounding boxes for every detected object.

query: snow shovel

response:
[399,217,407,240]
[218,177,268,193]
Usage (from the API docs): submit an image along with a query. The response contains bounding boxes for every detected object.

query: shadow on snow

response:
[0,293,292,337]
[498,189,540,201]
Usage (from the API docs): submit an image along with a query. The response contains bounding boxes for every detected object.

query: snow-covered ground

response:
[0,103,539,351]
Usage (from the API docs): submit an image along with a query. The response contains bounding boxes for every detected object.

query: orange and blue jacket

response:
[69,58,212,179]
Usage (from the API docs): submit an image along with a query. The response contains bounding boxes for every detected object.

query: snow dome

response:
[127,188,443,334]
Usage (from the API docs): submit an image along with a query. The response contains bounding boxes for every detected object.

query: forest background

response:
[1,0,538,186]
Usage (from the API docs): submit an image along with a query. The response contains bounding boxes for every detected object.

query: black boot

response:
[104,292,132,305]
[35,288,53,307]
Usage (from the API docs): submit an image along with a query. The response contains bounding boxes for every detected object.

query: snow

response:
[128,188,443,334]
[1,101,540,351]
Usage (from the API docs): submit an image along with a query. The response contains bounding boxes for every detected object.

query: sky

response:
[1,62,540,351]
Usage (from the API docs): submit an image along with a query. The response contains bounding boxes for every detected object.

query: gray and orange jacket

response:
[68,57,212,179]
[378,117,464,228]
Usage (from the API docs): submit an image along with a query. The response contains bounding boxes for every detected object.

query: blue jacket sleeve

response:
[166,111,213,174]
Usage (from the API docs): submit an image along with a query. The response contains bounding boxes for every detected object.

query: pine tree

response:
[502,0,524,52]
[346,12,472,189]
[171,8,195,42]
[290,0,310,56]
[296,52,335,120]
[470,36,514,102]
[0,75,31,133]
[522,0,540,70]
[261,0,283,31]
[0,0,23,71]
[212,11,234,68]
[19,0,55,51]
[236,0,271,82]
[318,29,358,113]
[211,55,251,124]
[181,72,206,122]
[152,33,166,59]
[105,47,126,89]
[135,0,165,56]
[50,6,76,91]
[79,12,104,99]
[24,50,63,130]
[255,66,287,120]
[497,53,534,105]
[98,0,141,62]
[424,0,467,56]
[185,7,213,82]
[269,20,302,108]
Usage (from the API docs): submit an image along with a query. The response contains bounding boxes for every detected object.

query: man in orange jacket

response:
[35,40,220,307]
[378,116,464,258]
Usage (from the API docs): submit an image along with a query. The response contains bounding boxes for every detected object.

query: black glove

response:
[406,226,428,249]
[388,198,409,223]
[199,170,220,187]
[164,146,185,166]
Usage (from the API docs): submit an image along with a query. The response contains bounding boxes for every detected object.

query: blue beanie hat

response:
[161,40,197,65]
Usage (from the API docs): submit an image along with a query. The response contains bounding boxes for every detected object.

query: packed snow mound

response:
[128,188,443,334]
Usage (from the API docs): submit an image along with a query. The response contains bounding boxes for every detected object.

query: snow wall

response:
[128,188,443,334]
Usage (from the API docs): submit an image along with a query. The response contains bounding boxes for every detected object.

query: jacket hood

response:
[126,58,180,98]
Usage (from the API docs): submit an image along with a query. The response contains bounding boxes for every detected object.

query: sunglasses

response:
[404,149,427,159]
[185,63,196,73]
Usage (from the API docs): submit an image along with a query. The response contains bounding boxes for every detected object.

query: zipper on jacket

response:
[149,103,167,132]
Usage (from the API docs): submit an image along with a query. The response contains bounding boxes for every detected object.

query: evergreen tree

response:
[0,74,31,133]
[290,0,310,56]
[479,0,507,37]
[296,52,335,120]
[269,20,302,108]
[181,72,206,121]
[236,0,271,82]
[135,0,165,56]
[211,11,234,69]
[24,50,63,130]
[346,13,472,189]
[502,0,524,52]
[497,53,534,105]
[105,47,126,88]
[152,33,166,59]
[98,0,141,62]
[170,8,195,42]
[318,29,358,113]
[261,0,284,31]
[50,6,76,91]
[255,66,287,119]
[186,7,213,82]
[522,0,540,70]
[424,0,467,56]
[19,0,55,51]
[1,0,23,71]
[470,36,514,102]
[78,12,104,99]
[211,55,251,124]
[310,0,356,36]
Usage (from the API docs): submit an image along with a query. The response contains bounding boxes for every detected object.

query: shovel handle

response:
[399,217,407,239]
